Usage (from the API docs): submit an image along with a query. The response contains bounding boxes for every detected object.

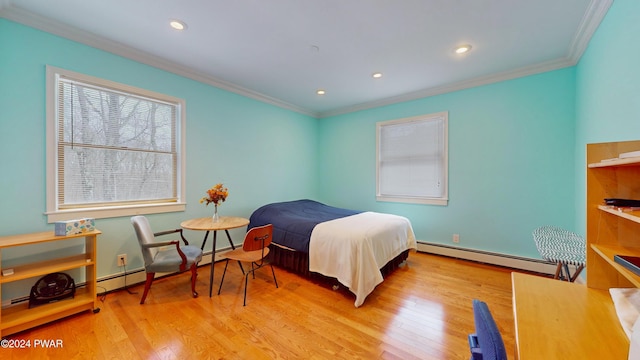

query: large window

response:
[376,112,448,205]
[46,66,186,222]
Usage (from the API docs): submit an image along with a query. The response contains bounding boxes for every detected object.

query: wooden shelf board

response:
[598,205,640,224]
[591,244,640,288]
[0,254,94,284]
[0,289,95,330]
[589,156,640,168]
[0,230,101,249]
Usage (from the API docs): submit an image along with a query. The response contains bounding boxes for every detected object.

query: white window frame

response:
[376,111,448,206]
[45,66,186,222]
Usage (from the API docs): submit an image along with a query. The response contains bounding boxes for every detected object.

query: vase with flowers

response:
[200,183,228,222]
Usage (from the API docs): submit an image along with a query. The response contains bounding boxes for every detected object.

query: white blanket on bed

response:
[308,211,417,307]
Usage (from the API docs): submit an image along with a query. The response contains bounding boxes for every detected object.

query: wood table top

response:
[512,272,628,359]
[180,216,249,231]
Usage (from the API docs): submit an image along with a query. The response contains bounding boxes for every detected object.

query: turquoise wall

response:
[0,19,319,300]
[6,0,636,301]
[575,0,640,232]
[318,69,577,257]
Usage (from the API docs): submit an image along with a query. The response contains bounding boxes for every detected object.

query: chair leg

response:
[140,272,155,304]
[243,271,251,306]
[217,260,230,295]
[190,263,198,298]
[270,264,278,288]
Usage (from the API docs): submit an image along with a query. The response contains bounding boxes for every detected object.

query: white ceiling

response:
[1,0,612,118]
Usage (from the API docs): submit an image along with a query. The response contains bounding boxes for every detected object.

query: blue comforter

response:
[247,199,361,253]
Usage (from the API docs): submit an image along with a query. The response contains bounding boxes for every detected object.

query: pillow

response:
[610,288,640,339]
[629,318,640,360]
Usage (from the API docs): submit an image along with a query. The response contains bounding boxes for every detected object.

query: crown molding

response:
[567,0,613,63]
[318,0,611,119]
[318,57,574,118]
[0,5,319,118]
[2,1,611,120]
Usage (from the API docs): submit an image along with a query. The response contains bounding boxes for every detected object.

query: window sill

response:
[376,195,448,206]
[46,202,186,223]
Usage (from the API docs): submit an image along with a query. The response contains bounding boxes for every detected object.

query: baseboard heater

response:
[417,241,559,276]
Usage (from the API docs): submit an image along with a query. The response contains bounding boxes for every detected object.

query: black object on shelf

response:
[28,272,76,308]
[614,255,640,276]
[605,198,640,207]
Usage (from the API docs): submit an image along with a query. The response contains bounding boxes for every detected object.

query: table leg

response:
[225,230,245,274]
[208,230,218,297]
[200,230,210,250]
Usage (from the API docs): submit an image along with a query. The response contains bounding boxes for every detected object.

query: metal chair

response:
[131,215,203,304]
[533,225,586,282]
[217,224,278,305]
[468,299,507,360]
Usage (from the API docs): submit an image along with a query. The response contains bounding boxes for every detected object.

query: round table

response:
[181,216,249,296]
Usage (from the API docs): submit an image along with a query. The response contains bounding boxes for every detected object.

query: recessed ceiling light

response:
[170,20,187,31]
[372,72,383,79]
[316,89,326,95]
[455,44,472,54]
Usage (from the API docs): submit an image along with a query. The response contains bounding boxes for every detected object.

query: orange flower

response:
[200,183,228,206]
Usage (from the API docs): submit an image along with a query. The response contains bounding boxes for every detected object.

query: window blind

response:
[377,112,448,204]
[57,77,178,208]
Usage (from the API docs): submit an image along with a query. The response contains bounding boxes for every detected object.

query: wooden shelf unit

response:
[0,230,100,337]
[587,140,640,291]
[583,140,640,353]
[512,140,640,359]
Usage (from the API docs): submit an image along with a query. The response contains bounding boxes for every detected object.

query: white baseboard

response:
[97,250,231,294]
[417,241,559,275]
[2,243,576,307]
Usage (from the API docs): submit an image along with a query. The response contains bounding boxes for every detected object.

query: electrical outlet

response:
[452,234,460,243]
[117,254,127,267]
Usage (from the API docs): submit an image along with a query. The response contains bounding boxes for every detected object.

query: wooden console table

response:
[0,230,101,337]
[511,272,628,359]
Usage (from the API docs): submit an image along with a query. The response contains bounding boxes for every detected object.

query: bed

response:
[248,199,417,307]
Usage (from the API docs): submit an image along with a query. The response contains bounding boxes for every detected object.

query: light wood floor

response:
[2,252,543,359]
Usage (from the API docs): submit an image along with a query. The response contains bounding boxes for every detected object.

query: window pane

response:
[379,159,442,197]
[48,69,184,215]
[377,112,448,205]
[61,83,174,152]
[47,66,186,221]
[62,146,175,206]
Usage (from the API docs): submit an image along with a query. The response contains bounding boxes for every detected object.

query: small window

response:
[46,66,186,222]
[376,112,448,205]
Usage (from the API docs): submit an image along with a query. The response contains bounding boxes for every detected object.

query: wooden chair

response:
[217,224,278,305]
[131,215,203,304]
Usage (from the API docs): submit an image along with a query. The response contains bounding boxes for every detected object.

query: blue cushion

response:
[469,299,507,360]
[147,245,203,273]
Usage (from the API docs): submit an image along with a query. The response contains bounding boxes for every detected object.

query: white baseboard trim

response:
[97,250,231,294]
[2,243,577,307]
[417,241,559,275]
